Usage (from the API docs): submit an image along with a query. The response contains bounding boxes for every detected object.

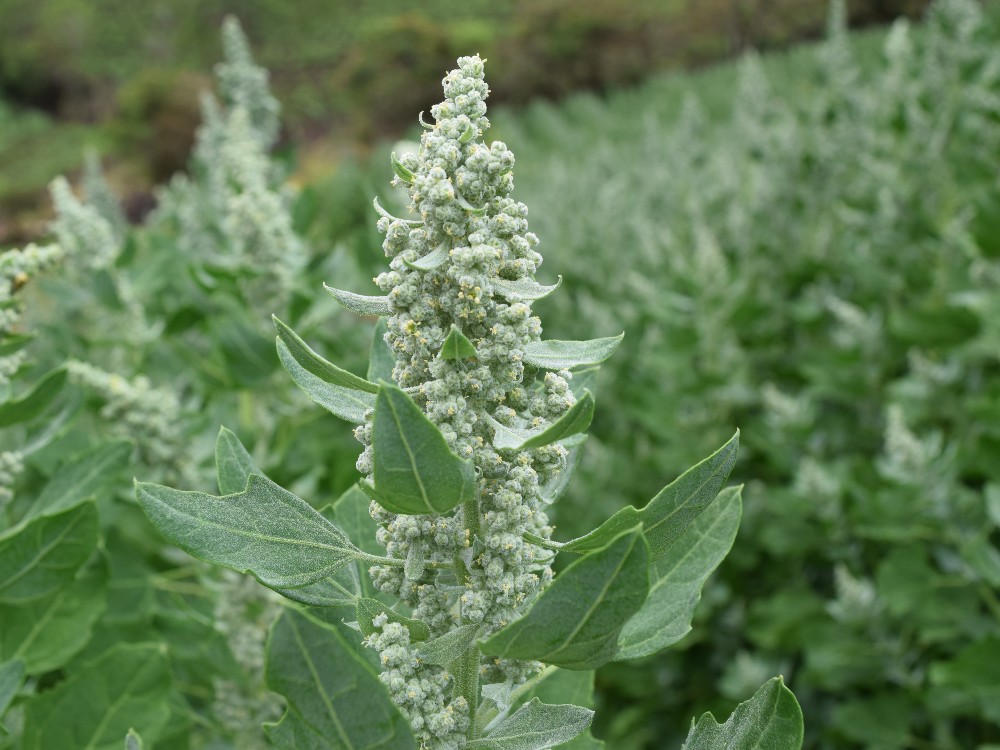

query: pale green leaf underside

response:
[508,669,603,750]
[325,283,392,316]
[488,391,595,451]
[615,486,743,660]
[682,677,804,750]
[416,624,481,666]
[480,529,648,670]
[439,324,479,360]
[522,335,623,371]
[368,318,395,383]
[274,315,378,393]
[215,426,261,495]
[135,474,361,590]
[278,338,376,423]
[372,383,477,515]
[265,608,418,750]
[0,501,98,605]
[493,276,562,301]
[404,243,449,271]
[22,643,171,750]
[472,699,593,750]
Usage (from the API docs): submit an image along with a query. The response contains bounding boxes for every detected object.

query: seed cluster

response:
[353,56,576,747]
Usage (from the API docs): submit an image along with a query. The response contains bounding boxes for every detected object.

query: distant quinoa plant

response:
[136,55,804,748]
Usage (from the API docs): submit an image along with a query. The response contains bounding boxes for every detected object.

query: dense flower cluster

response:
[354,55,576,747]
[0,243,64,385]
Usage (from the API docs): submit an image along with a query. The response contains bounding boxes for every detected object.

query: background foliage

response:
[2,0,1000,748]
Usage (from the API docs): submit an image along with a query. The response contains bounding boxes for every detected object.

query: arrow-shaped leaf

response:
[682,677,804,750]
[614,486,742,660]
[373,383,477,515]
[135,474,362,591]
[278,338,376,423]
[493,276,562,302]
[522,336,623,371]
[325,283,392,316]
[439,325,479,360]
[480,528,648,670]
[471,699,594,750]
[489,391,595,451]
[274,315,378,393]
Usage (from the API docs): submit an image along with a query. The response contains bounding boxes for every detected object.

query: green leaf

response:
[356,597,430,642]
[522,336,623,371]
[404,242,450,271]
[509,669,603,750]
[373,196,423,227]
[274,315,378,393]
[265,608,418,750]
[480,529,649,670]
[614,486,742,660]
[0,332,34,358]
[639,431,739,560]
[0,563,107,674]
[32,440,131,519]
[124,729,143,750]
[489,391,595,451]
[325,283,392,316]
[416,624,482,666]
[439,324,479,360]
[682,677,804,750]
[0,501,99,604]
[332,484,383,599]
[0,367,67,427]
[372,383,477,515]
[272,563,360,608]
[368,317,396,383]
[472,699,594,750]
[493,276,562,302]
[0,659,24,732]
[22,643,172,750]
[563,431,739,558]
[135,474,362,591]
[278,338,376,423]
[215,426,261,495]
[391,152,415,183]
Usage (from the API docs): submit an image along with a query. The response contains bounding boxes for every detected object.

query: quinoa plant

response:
[136,55,804,748]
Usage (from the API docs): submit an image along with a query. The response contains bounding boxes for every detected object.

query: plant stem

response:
[457,645,480,741]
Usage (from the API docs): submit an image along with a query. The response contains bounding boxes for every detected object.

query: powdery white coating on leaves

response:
[352,55,585,746]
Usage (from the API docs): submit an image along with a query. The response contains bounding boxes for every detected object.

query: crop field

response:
[2,1,1000,748]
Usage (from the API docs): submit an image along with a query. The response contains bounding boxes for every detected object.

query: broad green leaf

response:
[124,729,143,750]
[563,431,738,558]
[0,563,107,674]
[614,486,742,660]
[522,335,623,371]
[278,338,376,423]
[472,699,593,750]
[0,367,67,427]
[480,529,648,669]
[368,317,395,383]
[356,597,430,642]
[325,283,392,316]
[682,677,804,750]
[0,659,24,731]
[274,315,378,393]
[273,563,361,607]
[215,426,261,495]
[404,242,450,271]
[416,624,481,666]
[509,669,603,750]
[439,324,479,360]
[265,608,418,750]
[135,474,362,591]
[372,383,477,515]
[489,392,595,451]
[33,440,131,518]
[639,431,739,560]
[22,643,172,750]
[493,276,562,302]
[0,501,99,604]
